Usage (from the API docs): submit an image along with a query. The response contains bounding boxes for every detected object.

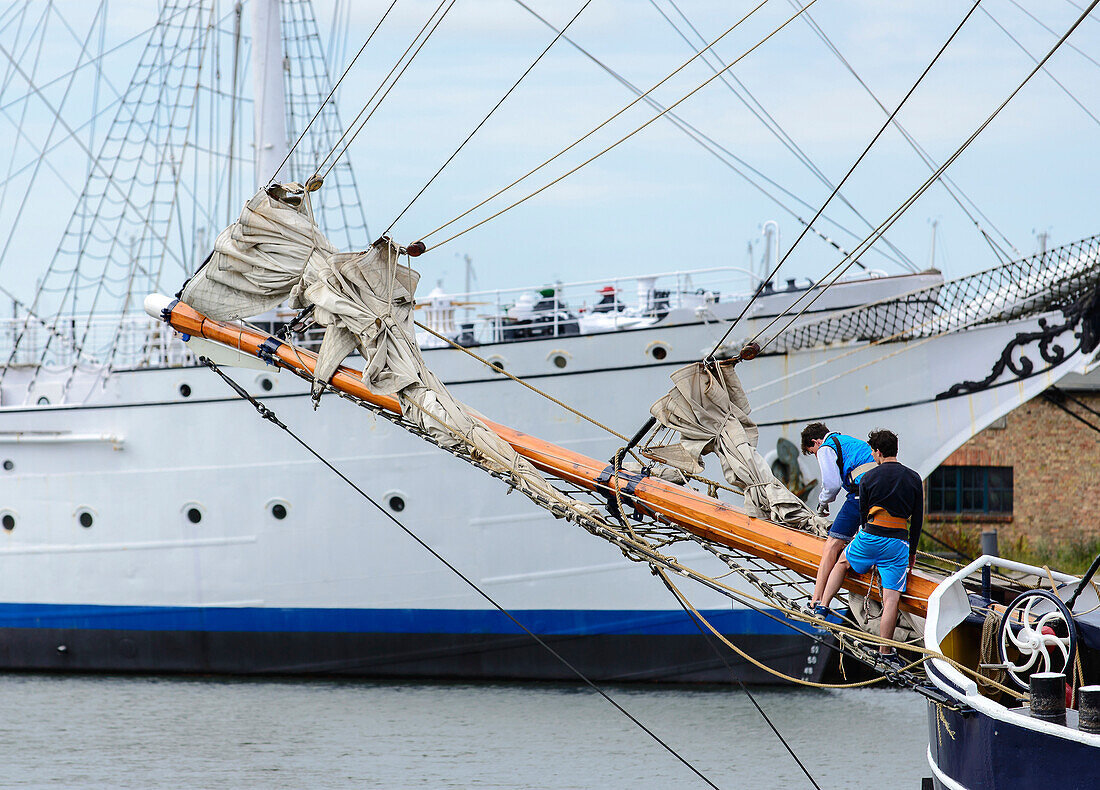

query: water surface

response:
[0,675,928,789]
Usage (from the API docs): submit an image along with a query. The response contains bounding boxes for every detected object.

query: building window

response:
[929,466,1013,514]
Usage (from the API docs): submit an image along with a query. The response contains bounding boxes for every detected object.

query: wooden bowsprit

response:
[146,294,937,619]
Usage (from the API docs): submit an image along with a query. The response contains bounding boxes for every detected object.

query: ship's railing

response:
[0,315,196,369]
[0,262,866,368]
[771,234,1100,353]
[414,266,823,346]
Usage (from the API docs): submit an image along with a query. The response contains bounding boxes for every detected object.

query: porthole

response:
[547,350,570,370]
[181,503,205,525]
[259,376,274,392]
[271,503,287,520]
[76,508,96,529]
[1,512,15,531]
[387,494,406,512]
[2,460,12,471]
[647,342,669,361]
[178,383,192,398]
[486,355,507,375]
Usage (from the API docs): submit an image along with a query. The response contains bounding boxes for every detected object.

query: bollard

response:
[1030,672,1067,723]
[1079,685,1100,733]
[980,530,998,600]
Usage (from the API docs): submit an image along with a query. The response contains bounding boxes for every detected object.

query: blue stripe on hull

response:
[0,603,799,636]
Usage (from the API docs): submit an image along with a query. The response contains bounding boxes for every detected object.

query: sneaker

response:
[811,604,832,633]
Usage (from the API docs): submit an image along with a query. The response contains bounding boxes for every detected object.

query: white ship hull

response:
[0,270,1093,681]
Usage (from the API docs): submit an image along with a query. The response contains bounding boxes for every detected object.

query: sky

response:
[0,0,1098,309]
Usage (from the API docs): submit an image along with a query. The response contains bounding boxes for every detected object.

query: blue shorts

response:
[826,495,861,541]
[845,530,911,592]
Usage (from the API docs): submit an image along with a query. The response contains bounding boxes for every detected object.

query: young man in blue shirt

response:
[801,422,877,614]
[817,428,924,667]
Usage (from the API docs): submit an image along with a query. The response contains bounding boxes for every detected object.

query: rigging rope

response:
[198,355,724,790]
[269,0,400,186]
[786,0,1021,263]
[314,0,456,181]
[384,0,595,235]
[416,0,821,252]
[506,0,908,271]
[1042,390,1100,437]
[979,4,1100,130]
[748,0,1100,354]
[704,0,986,361]
[659,569,823,790]
[652,0,917,274]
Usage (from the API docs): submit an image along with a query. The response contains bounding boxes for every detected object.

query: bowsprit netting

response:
[769,234,1100,354]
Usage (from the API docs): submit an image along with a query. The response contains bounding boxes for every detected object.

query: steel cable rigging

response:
[414,0,824,253]
[703,0,986,362]
[747,0,1100,356]
[383,0,595,236]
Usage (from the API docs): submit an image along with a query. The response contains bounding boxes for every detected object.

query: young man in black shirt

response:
[817,429,923,668]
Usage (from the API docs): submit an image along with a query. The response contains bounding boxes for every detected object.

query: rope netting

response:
[259,344,982,696]
[770,234,1100,355]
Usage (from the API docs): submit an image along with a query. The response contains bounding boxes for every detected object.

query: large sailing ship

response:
[0,0,1097,688]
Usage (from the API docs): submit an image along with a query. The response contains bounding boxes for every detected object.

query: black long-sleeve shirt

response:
[857,460,924,561]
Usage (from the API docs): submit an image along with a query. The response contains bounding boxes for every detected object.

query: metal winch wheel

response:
[997,589,1077,691]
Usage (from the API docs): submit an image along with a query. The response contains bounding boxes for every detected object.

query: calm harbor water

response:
[0,674,928,789]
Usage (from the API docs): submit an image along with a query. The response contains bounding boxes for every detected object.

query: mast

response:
[251,0,289,187]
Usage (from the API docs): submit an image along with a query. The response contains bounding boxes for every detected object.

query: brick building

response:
[926,368,1100,557]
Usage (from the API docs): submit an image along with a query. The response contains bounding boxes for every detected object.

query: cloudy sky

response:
[1,0,1098,306]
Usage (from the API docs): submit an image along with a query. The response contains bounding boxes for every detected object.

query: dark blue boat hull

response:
[927,701,1100,789]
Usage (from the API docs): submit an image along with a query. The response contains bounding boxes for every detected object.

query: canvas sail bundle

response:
[179,185,599,523]
[648,363,828,534]
[180,184,338,321]
[178,184,827,535]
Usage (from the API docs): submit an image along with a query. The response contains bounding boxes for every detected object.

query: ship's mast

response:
[251,0,289,186]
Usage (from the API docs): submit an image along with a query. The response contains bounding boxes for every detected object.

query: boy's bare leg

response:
[879,589,901,654]
[819,555,851,609]
[811,537,845,605]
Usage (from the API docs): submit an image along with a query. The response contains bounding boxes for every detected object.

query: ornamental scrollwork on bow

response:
[936,290,1100,400]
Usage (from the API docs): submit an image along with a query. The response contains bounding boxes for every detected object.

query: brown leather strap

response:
[867,505,908,530]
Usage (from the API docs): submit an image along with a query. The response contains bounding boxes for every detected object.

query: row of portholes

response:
[32,375,280,404]
[0,491,411,533]
[486,343,670,375]
[175,375,276,399]
[0,508,95,532]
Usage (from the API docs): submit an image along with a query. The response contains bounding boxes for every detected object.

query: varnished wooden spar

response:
[153,297,936,617]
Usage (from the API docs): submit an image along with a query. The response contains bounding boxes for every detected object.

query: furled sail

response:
[179,184,600,524]
[178,182,827,536]
[648,363,828,533]
[180,183,338,321]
